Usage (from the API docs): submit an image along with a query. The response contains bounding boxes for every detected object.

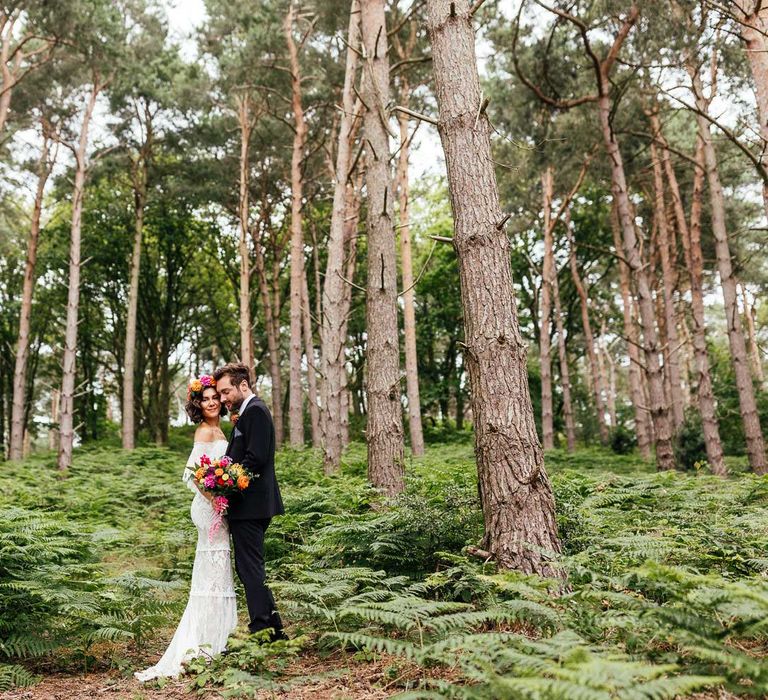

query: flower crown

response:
[187,374,216,400]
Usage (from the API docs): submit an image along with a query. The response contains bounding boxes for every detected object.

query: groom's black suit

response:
[225,395,285,635]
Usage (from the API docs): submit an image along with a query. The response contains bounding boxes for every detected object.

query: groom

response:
[213,363,287,641]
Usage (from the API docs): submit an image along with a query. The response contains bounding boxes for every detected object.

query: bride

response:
[135,375,238,681]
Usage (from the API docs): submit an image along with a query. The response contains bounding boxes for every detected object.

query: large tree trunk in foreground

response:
[122,106,153,451]
[285,4,308,447]
[598,87,675,470]
[58,81,100,471]
[649,135,685,432]
[690,68,767,474]
[426,0,562,576]
[10,125,52,460]
[396,86,425,457]
[664,135,726,474]
[236,93,255,377]
[320,0,361,473]
[565,209,608,445]
[610,202,653,459]
[360,0,405,496]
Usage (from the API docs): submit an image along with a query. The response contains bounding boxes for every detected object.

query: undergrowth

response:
[1,432,766,697]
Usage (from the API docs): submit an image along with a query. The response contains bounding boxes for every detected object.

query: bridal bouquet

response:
[193,455,256,540]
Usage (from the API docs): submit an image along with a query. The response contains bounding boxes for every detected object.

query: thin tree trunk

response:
[539,167,555,449]
[285,3,307,447]
[425,0,562,576]
[252,220,284,445]
[551,258,576,451]
[598,87,675,470]
[0,17,21,135]
[320,0,361,473]
[49,388,60,451]
[122,106,152,451]
[236,93,255,376]
[360,0,405,496]
[10,124,52,460]
[396,85,425,457]
[741,283,766,388]
[58,80,100,471]
[565,208,609,444]
[602,333,618,428]
[689,66,767,474]
[738,2,768,221]
[649,133,685,431]
[611,201,653,459]
[301,270,321,447]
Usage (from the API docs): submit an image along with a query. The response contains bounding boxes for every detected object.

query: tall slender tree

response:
[360,0,405,496]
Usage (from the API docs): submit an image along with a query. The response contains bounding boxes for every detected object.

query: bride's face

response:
[200,387,222,421]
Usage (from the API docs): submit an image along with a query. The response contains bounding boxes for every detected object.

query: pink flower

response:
[204,474,216,488]
[200,454,211,467]
[213,495,229,514]
[219,456,232,467]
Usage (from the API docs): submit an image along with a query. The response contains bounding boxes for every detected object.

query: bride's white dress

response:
[135,439,237,681]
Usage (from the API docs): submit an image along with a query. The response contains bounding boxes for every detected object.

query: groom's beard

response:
[229,390,245,412]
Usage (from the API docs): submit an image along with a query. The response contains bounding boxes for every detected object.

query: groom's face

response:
[217,375,245,412]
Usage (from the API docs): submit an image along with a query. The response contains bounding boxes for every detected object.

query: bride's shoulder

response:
[194,424,218,442]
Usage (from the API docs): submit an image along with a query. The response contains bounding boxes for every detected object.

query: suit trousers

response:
[228,518,284,634]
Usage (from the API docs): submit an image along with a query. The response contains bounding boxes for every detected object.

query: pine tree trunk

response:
[10,126,52,460]
[236,94,255,376]
[360,0,405,496]
[690,68,767,474]
[601,332,618,428]
[539,167,555,449]
[425,0,562,576]
[598,90,675,470]
[301,270,321,447]
[285,3,307,447]
[565,209,609,444]
[672,137,727,474]
[58,81,99,471]
[741,283,766,388]
[396,90,425,457]
[49,388,60,451]
[610,201,653,459]
[649,136,685,431]
[253,224,284,445]
[550,242,576,451]
[0,20,21,135]
[320,0,361,473]
[122,109,152,451]
[739,2,768,221]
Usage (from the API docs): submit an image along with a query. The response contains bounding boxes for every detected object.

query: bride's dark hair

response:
[185,386,228,424]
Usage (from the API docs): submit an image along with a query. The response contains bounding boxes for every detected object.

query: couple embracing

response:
[135,363,286,682]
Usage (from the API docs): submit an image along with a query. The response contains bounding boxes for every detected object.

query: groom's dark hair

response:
[214,362,252,389]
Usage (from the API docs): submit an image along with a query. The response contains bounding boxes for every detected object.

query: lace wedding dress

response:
[135,439,237,681]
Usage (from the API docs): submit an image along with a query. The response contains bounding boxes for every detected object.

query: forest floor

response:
[3,432,767,699]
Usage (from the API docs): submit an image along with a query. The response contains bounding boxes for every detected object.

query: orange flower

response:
[215,468,224,476]
[190,379,203,393]
[195,468,205,480]
[237,475,250,490]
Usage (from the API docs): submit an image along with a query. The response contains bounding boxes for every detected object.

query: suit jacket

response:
[225,396,284,520]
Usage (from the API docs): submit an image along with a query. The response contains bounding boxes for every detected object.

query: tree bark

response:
[649,133,685,432]
[601,331,618,429]
[539,167,555,449]
[122,103,153,451]
[10,123,53,460]
[360,0,405,496]
[425,0,562,576]
[741,283,766,388]
[301,269,321,447]
[236,93,255,377]
[565,208,609,444]
[610,201,653,459]
[689,66,767,474]
[598,85,675,469]
[320,0,361,473]
[396,86,425,457]
[285,2,307,447]
[58,79,100,471]
[737,1,768,221]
